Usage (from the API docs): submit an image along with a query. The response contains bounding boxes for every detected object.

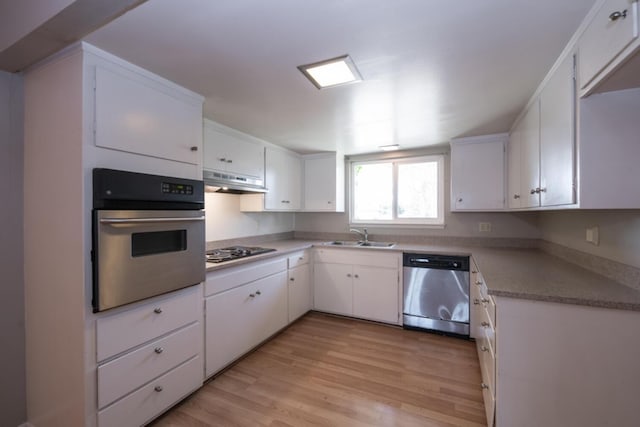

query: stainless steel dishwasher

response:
[402,253,470,336]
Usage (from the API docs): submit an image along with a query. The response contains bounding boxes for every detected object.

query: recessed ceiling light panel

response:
[298,55,362,89]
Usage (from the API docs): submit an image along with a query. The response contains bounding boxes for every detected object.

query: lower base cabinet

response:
[288,262,312,322]
[205,263,288,377]
[313,248,401,325]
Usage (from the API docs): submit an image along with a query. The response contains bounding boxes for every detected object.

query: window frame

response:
[349,154,445,227]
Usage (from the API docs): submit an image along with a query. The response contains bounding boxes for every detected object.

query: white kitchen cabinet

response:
[579,0,640,95]
[506,125,522,209]
[509,54,576,210]
[539,54,576,207]
[450,134,506,211]
[303,152,345,212]
[495,297,640,427]
[95,286,203,426]
[94,63,203,167]
[240,147,302,211]
[204,258,288,377]
[287,251,312,322]
[203,119,265,179]
[313,248,401,325]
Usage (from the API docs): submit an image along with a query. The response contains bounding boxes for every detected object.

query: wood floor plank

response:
[151,312,487,427]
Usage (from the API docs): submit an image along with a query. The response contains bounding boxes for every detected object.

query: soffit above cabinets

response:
[84,0,596,155]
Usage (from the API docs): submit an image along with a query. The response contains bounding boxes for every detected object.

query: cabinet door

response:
[353,266,399,324]
[519,100,541,208]
[203,123,264,179]
[313,263,353,316]
[540,54,576,207]
[579,0,639,90]
[450,135,506,210]
[204,272,286,377]
[304,155,338,211]
[265,148,302,210]
[507,128,522,209]
[94,66,201,165]
[288,264,312,322]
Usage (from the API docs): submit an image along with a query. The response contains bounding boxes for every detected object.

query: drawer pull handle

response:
[154,385,163,392]
[481,321,490,327]
[154,347,164,354]
[480,346,489,352]
[481,298,490,303]
[255,290,261,295]
[471,270,478,274]
[609,10,627,21]
[475,280,482,286]
[153,307,163,314]
[473,299,480,305]
[481,383,489,390]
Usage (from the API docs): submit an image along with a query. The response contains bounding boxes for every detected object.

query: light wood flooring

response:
[152,312,487,427]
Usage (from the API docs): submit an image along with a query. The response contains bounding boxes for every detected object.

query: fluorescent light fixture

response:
[379,144,400,151]
[298,55,362,89]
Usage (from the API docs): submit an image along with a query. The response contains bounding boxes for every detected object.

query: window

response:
[350,155,444,226]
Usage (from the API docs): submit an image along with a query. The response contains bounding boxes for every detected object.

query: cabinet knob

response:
[290,277,295,281]
[480,346,489,352]
[154,385,163,392]
[481,321,490,327]
[227,159,233,163]
[249,293,256,298]
[219,158,226,162]
[354,274,359,278]
[481,298,490,303]
[609,10,627,21]
[190,146,198,152]
[471,270,478,274]
[154,347,164,354]
[481,383,489,390]
[255,290,261,295]
[347,273,352,278]
[530,188,537,195]
[513,194,520,199]
[153,307,163,314]
[539,187,547,193]
[327,201,332,204]
[475,280,482,286]
[457,198,463,202]
[473,299,480,305]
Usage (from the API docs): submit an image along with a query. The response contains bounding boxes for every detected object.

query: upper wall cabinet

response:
[240,147,302,211]
[450,134,506,211]
[579,0,640,96]
[94,65,203,166]
[508,54,576,210]
[203,120,265,180]
[302,152,345,212]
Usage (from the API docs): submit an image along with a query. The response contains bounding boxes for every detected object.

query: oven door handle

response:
[99,216,205,224]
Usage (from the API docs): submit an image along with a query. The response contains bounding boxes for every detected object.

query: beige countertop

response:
[206,239,640,312]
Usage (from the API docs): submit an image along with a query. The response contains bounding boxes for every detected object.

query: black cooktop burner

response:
[206,246,276,263]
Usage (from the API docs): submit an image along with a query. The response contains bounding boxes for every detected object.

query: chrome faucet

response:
[350,227,368,243]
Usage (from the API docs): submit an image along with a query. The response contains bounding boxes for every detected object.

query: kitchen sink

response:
[326,240,396,248]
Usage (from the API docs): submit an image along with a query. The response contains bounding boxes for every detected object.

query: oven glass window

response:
[131,230,187,257]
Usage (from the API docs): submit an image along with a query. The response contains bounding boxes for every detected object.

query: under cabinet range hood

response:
[203,169,267,194]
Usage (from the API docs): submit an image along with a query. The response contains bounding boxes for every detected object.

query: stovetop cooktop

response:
[206,246,276,263]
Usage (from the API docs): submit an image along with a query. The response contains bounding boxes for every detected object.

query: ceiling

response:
[85,0,596,155]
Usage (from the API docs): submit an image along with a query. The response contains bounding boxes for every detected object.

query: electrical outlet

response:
[479,222,492,232]
[586,226,599,246]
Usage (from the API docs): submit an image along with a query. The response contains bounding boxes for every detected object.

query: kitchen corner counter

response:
[473,248,640,312]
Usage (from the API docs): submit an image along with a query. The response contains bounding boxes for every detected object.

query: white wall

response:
[0,71,26,426]
[205,192,295,242]
[295,210,541,239]
[0,0,74,51]
[539,210,640,268]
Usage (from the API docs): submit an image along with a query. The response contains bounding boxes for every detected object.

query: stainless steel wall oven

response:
[92,169,205,312]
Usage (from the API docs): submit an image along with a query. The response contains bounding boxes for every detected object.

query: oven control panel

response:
[162,182,194,195]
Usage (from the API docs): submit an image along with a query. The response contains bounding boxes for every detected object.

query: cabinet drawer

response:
[98,322,201,409]
[205,257,287,296]
[579,0,639,89]
[314,248,399,268]
[288,250,310,269]
[98,356,201,427]
[96,286,200,362]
